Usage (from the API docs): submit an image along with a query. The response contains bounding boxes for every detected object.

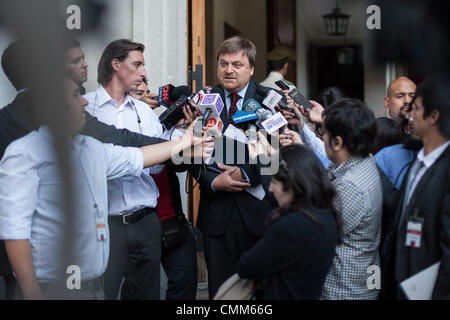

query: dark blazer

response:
[237,208,338,300]
[190,81,281,237]
[0,91,36,159]
[383,144,450,299]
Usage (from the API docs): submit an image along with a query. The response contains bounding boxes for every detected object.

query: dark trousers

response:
[0,241,16,300]
[13,278,104,300]
[104,210,161,300]
[161,228,198,300]
[203,208,260,299]
[1,274,17,300]
[39,278,105,300]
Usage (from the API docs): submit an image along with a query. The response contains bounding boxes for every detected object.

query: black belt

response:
[109,207,155,225]
[40,276,103,293]
[81,277,104,291]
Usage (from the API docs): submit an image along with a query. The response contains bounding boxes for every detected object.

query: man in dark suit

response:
[191,37,282,298]
[383,77,450,299]
[0,39,168,299]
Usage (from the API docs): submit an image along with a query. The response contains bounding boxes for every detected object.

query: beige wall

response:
[206,0,267,86]
[80,0,188,95]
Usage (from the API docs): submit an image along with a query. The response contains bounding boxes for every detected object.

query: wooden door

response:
[187,0,205,227]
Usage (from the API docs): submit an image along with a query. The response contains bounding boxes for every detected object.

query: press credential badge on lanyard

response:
[405,209,424,248]
[73,147,107,241]
[95,207,107,241]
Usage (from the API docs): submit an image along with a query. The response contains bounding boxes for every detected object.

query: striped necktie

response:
[228,93,241,125]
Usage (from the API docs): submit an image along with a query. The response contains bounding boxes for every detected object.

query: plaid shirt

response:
[321,156,383,300]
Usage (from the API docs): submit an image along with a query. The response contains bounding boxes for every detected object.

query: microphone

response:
[171,85,191,100]
[262,90,283,113]
[158,85,192,129]
[242,99,261,112]
[257,86,289,112]
[248,124,258,144]
[204,117,223,140]
[197,93,226,165]
[202,108,212,126]
[259,111,288,135]
[198,93,224,134]
[198,93,224,119]
[255,109,273,129]
[156,84,176,107]
[231,99,261,129]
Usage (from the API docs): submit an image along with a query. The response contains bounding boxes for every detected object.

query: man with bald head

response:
[384,77,416,123]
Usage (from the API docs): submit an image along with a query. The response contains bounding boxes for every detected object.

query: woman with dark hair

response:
[373,117,405,154]
[237,144,341,300]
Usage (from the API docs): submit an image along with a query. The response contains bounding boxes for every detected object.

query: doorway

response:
[310,44,364,100]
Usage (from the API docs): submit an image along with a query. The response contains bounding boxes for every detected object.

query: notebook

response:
[400,261,441,300]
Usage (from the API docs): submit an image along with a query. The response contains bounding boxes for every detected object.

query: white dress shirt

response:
[223,83,249,112]
[84,86,168,215]
[404,140,450,206]
[0,126,144,282]
[298,123,326,157]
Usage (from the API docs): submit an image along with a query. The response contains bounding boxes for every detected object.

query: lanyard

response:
[94,89,142,134]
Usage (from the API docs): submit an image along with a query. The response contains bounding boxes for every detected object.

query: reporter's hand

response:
[279,127,303,147]
[280,108,300,128]
[213,164,251,192]
[198,136,215,159]
[187,100,200,120]
[217,164,246,182]
[180,118,203,150]
[304,100,325,125]
[247,131,277,159]
[143,93,160,109]
[292,105,305,129]
[282,89,296,110]
[175,101,201,129]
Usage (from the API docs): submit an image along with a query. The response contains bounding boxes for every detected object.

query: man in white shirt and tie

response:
[384,76,450,299]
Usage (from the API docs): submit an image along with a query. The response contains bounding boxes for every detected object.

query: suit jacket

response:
[190,81,283,237]
[0,91,36,159]
[383,144,450,299]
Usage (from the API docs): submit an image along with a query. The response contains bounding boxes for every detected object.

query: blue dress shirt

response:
[374,144,417,190]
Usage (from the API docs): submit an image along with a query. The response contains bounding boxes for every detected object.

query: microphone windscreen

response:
[243,99,262,112]
[257,109,273,121]
[172,86,191,100]
[256,86,269,97]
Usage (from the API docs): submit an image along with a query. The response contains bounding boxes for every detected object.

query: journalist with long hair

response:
[237,145,341,299]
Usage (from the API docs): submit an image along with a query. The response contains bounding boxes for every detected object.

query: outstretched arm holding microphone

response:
[139,117,215,168]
